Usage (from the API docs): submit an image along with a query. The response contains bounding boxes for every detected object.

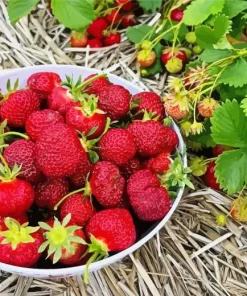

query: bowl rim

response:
[0,65,187,278]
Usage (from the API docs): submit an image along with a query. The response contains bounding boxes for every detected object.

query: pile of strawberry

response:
[70,0,136,48]
[0,70,181,279]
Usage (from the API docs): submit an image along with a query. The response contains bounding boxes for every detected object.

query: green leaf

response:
[183,0,226,26]
[195,15,231,49]
[222,0,247,18]
[215,149,247,194]
[240,97,247,116]
[137,0,162,13]
[126,25,153,44]
[8,0,39,23]
[161,22,188,42]
[231,14,246,39]
[51,0,96,31]
[190,119,215,148]
[218,57,247,88]
[218,84,247,102]
[200,49,233,63]
[211,99,247,148]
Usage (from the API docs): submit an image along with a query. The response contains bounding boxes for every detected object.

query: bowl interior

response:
[0,65,187,278]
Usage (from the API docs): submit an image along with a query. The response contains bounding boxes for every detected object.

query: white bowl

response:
[0,65,187,278]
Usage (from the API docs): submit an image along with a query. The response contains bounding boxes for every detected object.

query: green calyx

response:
[1,79,19,102]
[76,94,105,117]
[0,218,39,250]
[0,155,21,182]
[38,214,87,264]
[142,110,159,121]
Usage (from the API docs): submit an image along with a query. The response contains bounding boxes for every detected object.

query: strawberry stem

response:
[84,251,99,284]
[0,132,29,140]
[54,188,85,210]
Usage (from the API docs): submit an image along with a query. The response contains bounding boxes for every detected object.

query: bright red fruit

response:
[121,14,136,28]
[4,139,41,183]
[36,123,82,178]
[87,38,103,48]
[121,157,141,179]
[212,145,232,157]
[0,218,43,267]
[35,178,69,211]
[115,0,133,11]
[86,209,136,252]
[99,128,136,166]
[70,31,88,47]
[106,9,121,24]
[0,89,40,127]
[170,9,184,22]
[163,126,179,153]
[131,92,165,120]
[27,72,61,99]
[103,32,121,46]
[89,161,125,207]
[48,86,75,115]
[84,74,110,95]
[145,151,171,174]
[60,193,95,227]
[25,109,64,141]
[98,85,131,120]
[87,18,108,39]
[203,161,220,190]
[128,120,167,157]
[161,48,187,65]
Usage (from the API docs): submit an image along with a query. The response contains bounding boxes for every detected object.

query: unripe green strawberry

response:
[185,32,196,44]
[193,45,202,54]
[165,57,183,74]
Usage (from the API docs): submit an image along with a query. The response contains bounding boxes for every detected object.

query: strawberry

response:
[170,9,184,22]
[4,139,41,183]
[106,9,121,24]
[99,128,136,166]
[103,32,121,46]
[184,66,208,90]
[197,98,218,118]
[164,96,189,120]
[36,123,82,178]
[230,196,247,222]
[35,178,69,211]
[87,18,108,39]
[161,48,187,65]
[121,157,141,179]
[115,0,133,11]
[212,145,232,157]
[131,92,165,120]
[0,89,40,127]
[25,109,64,141]
[88,38,103,48]
[66,97,107,139]
[98,85,131,120]
[47,86,75,115]
[165,57,183,74]
[163,126,179,153]
[70,150,92,188]
[128,120,167,157]
[202,161,220,190]
[89,161,125,207]
[121,14,136,28]
[39,214,87,266]
[144,151,171,174]
[70,31,88,47]
[27,72,61,99]
[0,218,43,267]
[84,74,110,95]
[137,50,156,68]
[60,193,95,227]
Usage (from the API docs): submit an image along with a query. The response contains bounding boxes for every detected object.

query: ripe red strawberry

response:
[103,32,121,46]
[144,151,171,174]
[70,31,88,47]
[66,98,107,139]
[39,215,87,265]
[106,9,121,24]
[161,48,187,66]
[99,128,136,166]
[86,208,136,252]
[121,14,136,28]
[88,38,103,48]
[121,157,141,179]
[137,50,156,68]
[131,92,165,120]
[212,145,232,157]
[70,150,92,188]
[60,193,95,227]
[36,123,82,178]
[128,120,167,156]
[25,109,64,141]
[230,196,247,222]
[87,18,108,39]
[0,89,40,127]
[48,86,75,115]
[35,178,69,211]
[0,214,28,231]
[170,9,184,22]
[89,161,125,207]
[163,126,179,153]
[198,98,218,118]
[27,72,61,99]
[84,74,110,95]
[4,139,41,183]
[98,85,131,120]
[203,161,220,190]
[0,218,43,267]
[115,0,133,11]
[127,169,160,196]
